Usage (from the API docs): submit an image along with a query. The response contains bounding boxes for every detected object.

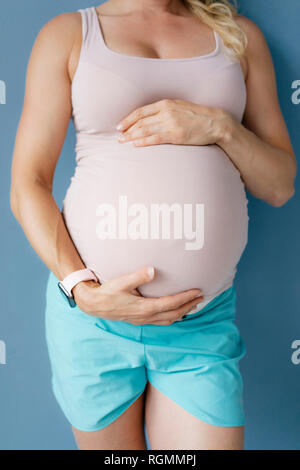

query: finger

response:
[131,288,142,296]
[145,296,203,324]
[143,288,202,315]
[126,297,203,326]
[119,125,161,143]
[119,116,163,141]
[133,134,165,147]
[126,114,162,132]
[109,266,155,291]
[122,293,203,325]
[116,101,165,131]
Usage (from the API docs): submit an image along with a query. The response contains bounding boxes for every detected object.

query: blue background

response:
[0,0,299,450]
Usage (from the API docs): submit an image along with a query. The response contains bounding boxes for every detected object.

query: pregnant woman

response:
[10,0,296,450]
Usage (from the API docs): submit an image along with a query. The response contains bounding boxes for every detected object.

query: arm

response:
[10,13,86,280]
[216,16,297,207]
[115,17,297,208]
[10,13,202,324]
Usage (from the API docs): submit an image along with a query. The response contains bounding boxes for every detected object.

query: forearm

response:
[10,180,86,280]
[216,116,296,207]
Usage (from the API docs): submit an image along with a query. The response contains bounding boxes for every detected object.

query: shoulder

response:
[32,12,82,58]
[38,11,81,38]
[233,15,273,80]
[27,11,83,81]
[234,15,271,59]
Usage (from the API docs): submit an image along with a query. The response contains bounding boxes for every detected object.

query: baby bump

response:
[63,142,249,297]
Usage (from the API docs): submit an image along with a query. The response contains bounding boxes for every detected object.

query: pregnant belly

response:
[63,138,249,300]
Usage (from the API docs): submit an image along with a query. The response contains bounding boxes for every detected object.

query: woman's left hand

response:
[116,98,231,147]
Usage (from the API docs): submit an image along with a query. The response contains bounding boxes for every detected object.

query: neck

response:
[107,0,188,16]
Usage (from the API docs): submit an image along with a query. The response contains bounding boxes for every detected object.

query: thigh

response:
[143,286,246,434]
[73,391,147,450]
[45,271,147,434]
[145,383,244,450]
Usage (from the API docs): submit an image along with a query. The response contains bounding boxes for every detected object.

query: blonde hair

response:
[181,0,247,58]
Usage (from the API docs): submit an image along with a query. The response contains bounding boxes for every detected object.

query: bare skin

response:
[10,0,296,451]
[144,383,244,450]
[73,392,147,450]
[73,384,244,451]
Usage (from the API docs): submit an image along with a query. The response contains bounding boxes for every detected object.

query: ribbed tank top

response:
[63,6,249,313]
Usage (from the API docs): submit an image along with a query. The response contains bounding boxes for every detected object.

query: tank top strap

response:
[214,30,237,63]
[77,7,103,58]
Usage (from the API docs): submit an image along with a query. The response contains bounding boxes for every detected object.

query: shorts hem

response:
[147,380,245,428]
[54,387,147,433]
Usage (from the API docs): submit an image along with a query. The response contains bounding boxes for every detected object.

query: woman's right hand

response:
[72,267,203,325]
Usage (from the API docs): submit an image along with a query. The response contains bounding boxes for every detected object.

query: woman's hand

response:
[72,266,203,326]
[116,98,230,147]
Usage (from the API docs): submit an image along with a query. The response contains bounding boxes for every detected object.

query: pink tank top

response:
[63,6,249,313]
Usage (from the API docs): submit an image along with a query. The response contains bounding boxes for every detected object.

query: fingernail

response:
[118,135,126,141]
[147,267,155,279]
[116,123,123,130]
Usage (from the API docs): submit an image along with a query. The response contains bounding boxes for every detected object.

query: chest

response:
[71,57,247,132]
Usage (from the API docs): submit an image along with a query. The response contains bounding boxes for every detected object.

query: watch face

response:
[58,282,77,308]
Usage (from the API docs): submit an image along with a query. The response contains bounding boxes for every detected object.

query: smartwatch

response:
[58,268,99,308]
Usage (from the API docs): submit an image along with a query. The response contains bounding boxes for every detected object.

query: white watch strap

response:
[61,269,99,295]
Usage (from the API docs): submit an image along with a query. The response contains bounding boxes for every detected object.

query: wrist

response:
[73,279,100,302]
[58,264,86,281]
[214,112,236,148]
[57,267,100,309]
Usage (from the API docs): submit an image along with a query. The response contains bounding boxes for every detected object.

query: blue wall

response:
[0,0,299,450]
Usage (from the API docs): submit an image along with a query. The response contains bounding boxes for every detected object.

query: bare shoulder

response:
[234,14,271,60]
[28,11,83,81]
[31,12,82,61]
[233,15,273,81]
[37,11,81,41]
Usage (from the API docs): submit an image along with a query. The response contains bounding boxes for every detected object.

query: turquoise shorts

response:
[45,271,246,432]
